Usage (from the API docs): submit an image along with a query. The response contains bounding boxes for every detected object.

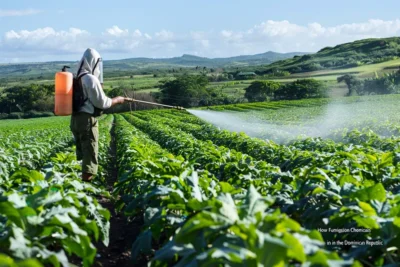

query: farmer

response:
[70,48,125,181]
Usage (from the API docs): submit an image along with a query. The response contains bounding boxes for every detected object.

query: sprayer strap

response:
[76,60,85,78]
[78,73,89,103]
[92,58,100,75]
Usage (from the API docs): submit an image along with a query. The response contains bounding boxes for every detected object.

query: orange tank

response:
[54,67,73,116]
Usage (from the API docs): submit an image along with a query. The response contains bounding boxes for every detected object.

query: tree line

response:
[338,69,400,96]
[244,79,327,102]
[158,74,328,107]
[0,84,54,119]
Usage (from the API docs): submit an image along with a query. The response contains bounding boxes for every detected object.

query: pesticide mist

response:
[187,97,399,144]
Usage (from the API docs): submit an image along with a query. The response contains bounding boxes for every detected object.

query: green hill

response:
[255,37,400,74]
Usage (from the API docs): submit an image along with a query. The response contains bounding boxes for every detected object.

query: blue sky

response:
[1,0,400,62]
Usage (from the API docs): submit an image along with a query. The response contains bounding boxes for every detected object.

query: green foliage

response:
[244,79,327,102]
[0,112,55,120]
[105,86,125,98]
[0,254,43,267]
[338,70,400,96]
[0,84,54,115]
[244,81,280,102]
[0,115,113,266]
[337,74,362,96]
[275,79,328,100]
[158,74,239,107]
[113,104,400,266]
[264,69,291,78]
[6,95,400,266]
[159,74,209,107]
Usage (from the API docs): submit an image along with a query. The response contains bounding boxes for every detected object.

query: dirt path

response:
[94,118,146,267]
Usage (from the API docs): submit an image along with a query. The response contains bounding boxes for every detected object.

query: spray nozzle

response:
[62,66,70,72]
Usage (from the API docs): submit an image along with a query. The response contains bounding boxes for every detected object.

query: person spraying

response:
[70,48,125,181]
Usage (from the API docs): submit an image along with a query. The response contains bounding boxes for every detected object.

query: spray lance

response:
[123,97,185,110]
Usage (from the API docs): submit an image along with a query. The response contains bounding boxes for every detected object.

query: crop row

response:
[123,110,400,265]
[114,114,346,266]
[139,111,400,181]
[199,98,331,112]
[0,115,113,267]
[199,95,400,113]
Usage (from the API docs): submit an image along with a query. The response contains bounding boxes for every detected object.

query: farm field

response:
[1,95,400,266]
[99,58,400,98]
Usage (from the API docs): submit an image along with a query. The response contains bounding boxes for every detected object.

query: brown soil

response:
[93,121,147,267]
[94,199,145,267]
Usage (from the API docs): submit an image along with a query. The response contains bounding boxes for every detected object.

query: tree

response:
[0,84,54,113]
[274,79,327,100]
[244,81,281,102]
[159,74,209,107]
[107,87,125,98]
[337,74,363,96]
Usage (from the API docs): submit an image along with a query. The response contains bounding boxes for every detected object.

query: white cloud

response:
[191,31,207,40]
[3,27,91,55]
[155,30,174,41]
[201,40,210,48]
[105,26,129,37]
[220,30,243,43]
[221,30,232,38]
[0,9,42,17]
[253,20,305,37]
[133,29,142,37]
[1,19,400,62]
[217,19,400,53]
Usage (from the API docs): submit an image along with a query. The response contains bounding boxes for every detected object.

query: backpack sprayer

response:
[54,66,185,116]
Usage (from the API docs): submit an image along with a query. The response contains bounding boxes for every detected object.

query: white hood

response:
[77,48,103,83]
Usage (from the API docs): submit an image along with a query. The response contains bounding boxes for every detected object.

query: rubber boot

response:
[82,173,94,182]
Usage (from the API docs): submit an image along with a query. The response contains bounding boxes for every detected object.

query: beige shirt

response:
[79,74,112,114]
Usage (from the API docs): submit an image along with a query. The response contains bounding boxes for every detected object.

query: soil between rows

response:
[94,120,148,267]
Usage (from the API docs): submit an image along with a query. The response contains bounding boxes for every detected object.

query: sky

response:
[1,0,400,63]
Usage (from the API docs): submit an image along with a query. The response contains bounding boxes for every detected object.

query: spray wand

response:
[124,97,185,110]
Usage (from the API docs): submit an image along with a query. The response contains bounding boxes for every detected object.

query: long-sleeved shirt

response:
[79,74,112,114]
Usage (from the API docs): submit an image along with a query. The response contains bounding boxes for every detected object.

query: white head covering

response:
[77,48,103,83]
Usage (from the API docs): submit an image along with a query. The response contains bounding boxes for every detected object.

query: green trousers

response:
[70,112,99,175]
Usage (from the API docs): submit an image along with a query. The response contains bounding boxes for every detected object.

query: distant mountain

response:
[0,51,308,79]
[112,51,308,66]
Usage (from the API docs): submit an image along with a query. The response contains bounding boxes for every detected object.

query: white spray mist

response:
[186,99,396,144]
